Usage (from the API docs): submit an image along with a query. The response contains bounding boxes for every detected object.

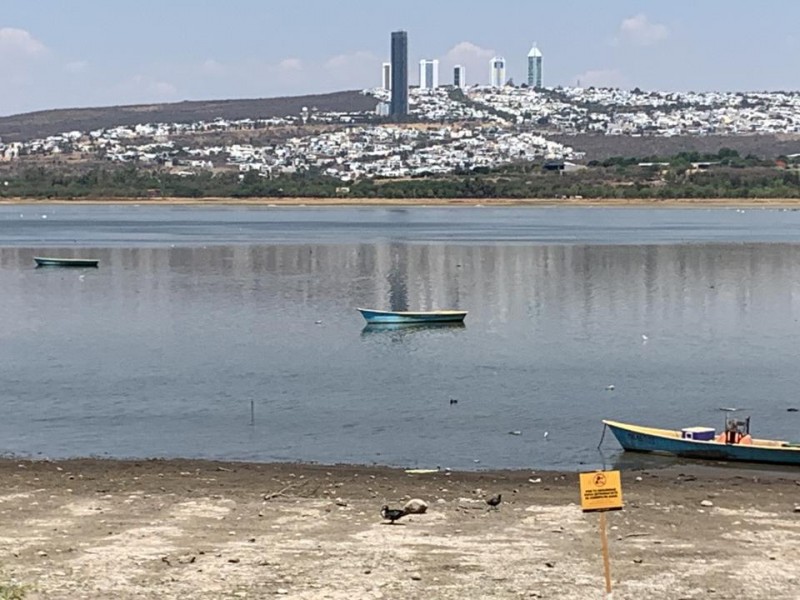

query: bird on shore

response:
[380,505,407,524]
[485,494,502,510]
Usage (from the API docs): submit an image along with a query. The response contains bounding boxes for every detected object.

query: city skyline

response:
[2,1,800,116]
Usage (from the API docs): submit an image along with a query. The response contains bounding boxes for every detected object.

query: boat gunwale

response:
[356,307,467,317]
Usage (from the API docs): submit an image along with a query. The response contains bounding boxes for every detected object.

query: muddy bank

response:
[1,458,799,599]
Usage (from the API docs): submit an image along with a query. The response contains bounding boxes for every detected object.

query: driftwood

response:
[263,480,319,501]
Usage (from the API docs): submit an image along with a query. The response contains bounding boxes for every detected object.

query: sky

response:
[2,1,799,116]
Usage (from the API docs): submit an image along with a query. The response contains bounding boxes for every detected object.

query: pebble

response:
[635,476,643,482]
[276,589,288,595]
[700,500,714,507]
[410,573,422,581]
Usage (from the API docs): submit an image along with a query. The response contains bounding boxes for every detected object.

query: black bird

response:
[381,505,407,524]
[486,494,502,510]
[449,398,458,405]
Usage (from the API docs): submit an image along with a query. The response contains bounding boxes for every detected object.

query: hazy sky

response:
[2,1,798,116]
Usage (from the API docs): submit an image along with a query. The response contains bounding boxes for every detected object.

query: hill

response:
[0,91,377,142]
[550,133,800,162]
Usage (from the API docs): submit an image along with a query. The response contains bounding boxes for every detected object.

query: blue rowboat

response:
[603,419,800,467]
[34,256,99,268]
[357,307,467,324]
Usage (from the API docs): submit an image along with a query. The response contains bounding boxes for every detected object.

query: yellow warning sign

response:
[579,470,623,512]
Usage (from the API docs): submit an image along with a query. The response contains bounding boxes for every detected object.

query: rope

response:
[597,423,608,449]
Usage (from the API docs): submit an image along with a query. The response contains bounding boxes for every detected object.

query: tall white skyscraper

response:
[419,59,439,90]
[453,65,466,89]
[527,44,543,89]
[382,62,392,90]
[490,57,506,88]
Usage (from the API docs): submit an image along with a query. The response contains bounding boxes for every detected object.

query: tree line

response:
[2,149,799,200]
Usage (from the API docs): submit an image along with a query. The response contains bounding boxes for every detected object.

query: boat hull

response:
[357,308,467,324]
[34,257,99,268]
[604,420,800,466]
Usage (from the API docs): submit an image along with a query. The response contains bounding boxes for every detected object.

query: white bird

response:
[642,334,649,341]
[605,385,615,391]
[543,431,549,440]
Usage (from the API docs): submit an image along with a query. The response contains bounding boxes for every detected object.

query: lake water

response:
[2,204,800,471]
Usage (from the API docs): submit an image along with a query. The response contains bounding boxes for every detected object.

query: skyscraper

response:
[453,65,466,89]
[382,62,392,90]
[527,43,543,89]
[390,31,408,117]
[490,57,506,88]
[419,59,439,90]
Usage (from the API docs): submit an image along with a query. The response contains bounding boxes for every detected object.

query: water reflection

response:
[361,322,467,336]
[5,241,800,328]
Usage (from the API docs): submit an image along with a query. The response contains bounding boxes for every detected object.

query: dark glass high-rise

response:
[390,31,408,118]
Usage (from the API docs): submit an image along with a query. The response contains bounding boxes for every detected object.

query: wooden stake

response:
[599,511,613,598]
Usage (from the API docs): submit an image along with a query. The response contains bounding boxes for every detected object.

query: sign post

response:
[579,470,623,599]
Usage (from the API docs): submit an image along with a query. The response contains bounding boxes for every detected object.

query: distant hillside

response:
[0,91,378,142]
[550,133,800,161]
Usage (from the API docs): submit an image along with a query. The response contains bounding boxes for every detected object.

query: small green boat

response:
[34,256,99,268]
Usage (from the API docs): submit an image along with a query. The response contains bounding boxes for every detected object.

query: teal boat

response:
[603,418,800,466]
[34,256,99,268]
[356,308,467,325]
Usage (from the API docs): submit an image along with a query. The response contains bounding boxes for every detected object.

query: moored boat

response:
[34,256,99,268]
[603,418,800,466]
[356,307,467,324]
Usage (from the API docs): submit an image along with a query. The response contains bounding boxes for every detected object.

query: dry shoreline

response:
[2,196,800,208]
[1,457,799,599]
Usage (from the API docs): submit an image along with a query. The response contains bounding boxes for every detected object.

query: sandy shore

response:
[2,196,800,208]
[1,458,799,599]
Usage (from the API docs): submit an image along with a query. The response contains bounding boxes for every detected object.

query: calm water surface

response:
[2,205,800,470]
